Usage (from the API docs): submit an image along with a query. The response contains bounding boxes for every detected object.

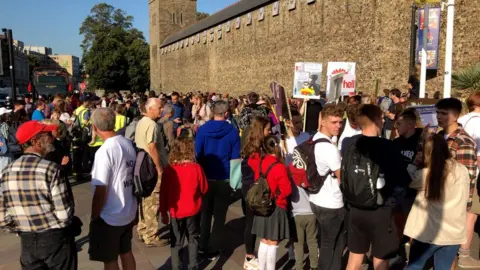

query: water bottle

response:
[377,173,385,205]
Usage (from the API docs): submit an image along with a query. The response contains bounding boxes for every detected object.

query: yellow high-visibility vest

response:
[115,114,127,132]
[90,135,103,147]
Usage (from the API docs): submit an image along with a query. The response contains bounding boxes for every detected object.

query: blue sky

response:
[1,0,238,59]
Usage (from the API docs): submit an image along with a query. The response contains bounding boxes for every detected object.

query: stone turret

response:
[149,0,197,90]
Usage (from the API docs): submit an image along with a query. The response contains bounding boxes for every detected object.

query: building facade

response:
[0,38,29,92]
[150,0,480,96]
[49,54,81,83]
[24,45,52,66]
[149,0,197,90]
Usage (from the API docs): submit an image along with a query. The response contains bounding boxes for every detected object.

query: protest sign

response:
[410,104,438,128]
[325,62,356,96]
[292,62,323,99]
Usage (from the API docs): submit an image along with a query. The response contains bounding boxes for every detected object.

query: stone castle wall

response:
[155,0,480,97]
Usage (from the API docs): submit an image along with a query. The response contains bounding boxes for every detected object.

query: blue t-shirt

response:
[31,110,45,121]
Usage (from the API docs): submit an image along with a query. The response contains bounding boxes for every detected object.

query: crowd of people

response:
[0,87,479,270]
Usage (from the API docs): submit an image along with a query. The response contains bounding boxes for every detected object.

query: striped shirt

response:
[441,128,478,209]
[0,153,74,232]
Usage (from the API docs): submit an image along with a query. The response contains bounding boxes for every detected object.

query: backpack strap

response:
[310,137,334,177]
[259,158,280,177]
[311,137,332,145]
[264,161,280,176]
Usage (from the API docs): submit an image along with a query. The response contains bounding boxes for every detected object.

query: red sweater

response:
[247,154,292,210]
[160,162,208,219]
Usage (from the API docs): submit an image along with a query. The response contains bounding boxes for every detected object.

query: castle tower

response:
[149,0,197,90]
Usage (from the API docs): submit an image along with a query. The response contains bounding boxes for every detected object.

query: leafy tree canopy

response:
[80,3,149,92]
[196,12,209,21]
[27,54,41,77]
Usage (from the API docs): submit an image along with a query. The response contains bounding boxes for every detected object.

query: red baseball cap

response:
[16,121,57,145]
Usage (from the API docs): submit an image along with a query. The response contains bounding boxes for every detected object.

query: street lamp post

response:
[419,4,429,99]
[443,0,455,98]
[1,28,17,103]
[409,3,418,76]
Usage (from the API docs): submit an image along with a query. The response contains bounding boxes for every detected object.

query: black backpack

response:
[291,137,332,194]
[245,159,278,217]
[70,109,91,142]
[133,147,158,198]
[341,137,381,209]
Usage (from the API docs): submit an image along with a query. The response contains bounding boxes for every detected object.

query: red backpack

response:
[288,137,332,193]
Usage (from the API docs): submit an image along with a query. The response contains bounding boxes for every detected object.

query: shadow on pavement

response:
[76,235,90,252]
[209,216,247,269]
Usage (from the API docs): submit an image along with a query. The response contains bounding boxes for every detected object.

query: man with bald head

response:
[134,98,168,247]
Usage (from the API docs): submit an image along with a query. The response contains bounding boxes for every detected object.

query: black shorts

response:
[88,218,134,262]
[347,206,399,260]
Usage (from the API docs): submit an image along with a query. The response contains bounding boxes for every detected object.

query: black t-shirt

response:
[305,101,323,134]
[384,102,396,130]
[392,128,422,167]
[11,110,27,123]
[341,135,412,196]
[408,75,420,99]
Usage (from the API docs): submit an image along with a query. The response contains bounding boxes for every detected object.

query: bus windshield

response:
[36,76,67,84]
[32,68,71,95]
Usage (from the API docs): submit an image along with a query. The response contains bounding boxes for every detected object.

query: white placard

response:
[342,74,356,93]
[293,62,323,99]
[410,105,439,128]
[325,62,356,96]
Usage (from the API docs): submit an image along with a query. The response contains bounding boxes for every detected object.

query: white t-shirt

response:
[309,132,344,209]
[338,118,361,151]
[92,135,138,226]
[459,112,480,157]
[59,113,70,123]
[285,132,310,165]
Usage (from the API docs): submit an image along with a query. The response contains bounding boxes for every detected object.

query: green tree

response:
[79,3,149,92]
[27,55,40,78]
[196,12,209,21]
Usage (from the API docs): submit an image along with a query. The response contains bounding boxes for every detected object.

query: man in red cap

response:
[0,120,76,269]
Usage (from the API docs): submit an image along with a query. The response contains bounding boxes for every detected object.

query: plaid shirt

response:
[0,153,74,232]
[441,128,478,209]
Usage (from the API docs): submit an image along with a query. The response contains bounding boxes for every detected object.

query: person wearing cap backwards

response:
[0,121,76,269]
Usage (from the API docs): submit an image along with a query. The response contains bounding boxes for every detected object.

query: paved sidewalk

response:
[1,181,479,270]
[0,181,294,270]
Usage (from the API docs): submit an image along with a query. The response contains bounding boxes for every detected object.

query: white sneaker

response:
[244,257,259,269]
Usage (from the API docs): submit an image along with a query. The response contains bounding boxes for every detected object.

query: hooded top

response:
[195,120,241,180]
